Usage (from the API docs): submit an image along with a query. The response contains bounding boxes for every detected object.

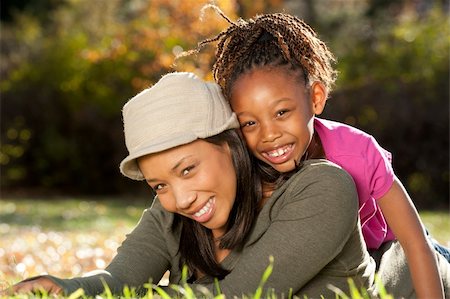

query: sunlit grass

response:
[0,198,149,231]
[0,198,150,287]
[420,210,450,247]
[0,198,447,298]
[0,260,394,299]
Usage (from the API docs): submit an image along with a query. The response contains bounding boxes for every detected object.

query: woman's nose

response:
[174,189,197,210]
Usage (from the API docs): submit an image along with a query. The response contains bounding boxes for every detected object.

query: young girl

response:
[190,6,448,298]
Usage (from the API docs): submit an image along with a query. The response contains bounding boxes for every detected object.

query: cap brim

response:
[120,133,198,180]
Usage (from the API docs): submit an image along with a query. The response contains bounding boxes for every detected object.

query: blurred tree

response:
[235,0,284,17]
[310,1,449,209]
[0,0,63,23]
[0,0,240,195]
[1,0,448,209]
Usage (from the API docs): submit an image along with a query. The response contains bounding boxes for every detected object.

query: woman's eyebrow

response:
[145,155,194,183]
[171,155,193,173]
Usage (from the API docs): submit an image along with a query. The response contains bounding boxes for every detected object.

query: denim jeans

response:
[431,238,450,263]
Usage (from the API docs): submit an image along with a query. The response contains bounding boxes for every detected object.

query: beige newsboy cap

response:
[119,72,239,180]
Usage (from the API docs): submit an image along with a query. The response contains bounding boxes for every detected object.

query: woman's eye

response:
[152,183,166,192]
[181,165,194,176]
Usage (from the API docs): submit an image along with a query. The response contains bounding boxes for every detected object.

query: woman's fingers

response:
[3,277,62,295]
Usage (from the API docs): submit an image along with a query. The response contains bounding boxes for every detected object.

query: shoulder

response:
[270,159,359,221]
[315,118,376,148]
[284,160,357,205]
[314,118,387,160]
[123,198,182,256]
[315,117,370,136]
[139,198,178,232]
[293,159,355,187]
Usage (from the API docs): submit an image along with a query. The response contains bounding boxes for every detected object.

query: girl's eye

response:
[241,120,256,128]
[276,109,289,117]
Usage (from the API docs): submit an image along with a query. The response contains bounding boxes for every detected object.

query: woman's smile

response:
[137,139,237,238]
[191,197,216,222]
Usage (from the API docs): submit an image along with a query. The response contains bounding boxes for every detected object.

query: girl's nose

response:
[174,189,197,210]
[261,123,282,143]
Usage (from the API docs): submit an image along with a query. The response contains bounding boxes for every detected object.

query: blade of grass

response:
[252,255,274,299]
[152,285,172,299]
[67,288,84,299]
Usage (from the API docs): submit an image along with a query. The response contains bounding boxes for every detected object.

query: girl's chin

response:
[261,151,301,170]
[270,160,297,173]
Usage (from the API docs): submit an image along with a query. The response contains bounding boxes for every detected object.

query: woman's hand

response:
[1,277,62,296]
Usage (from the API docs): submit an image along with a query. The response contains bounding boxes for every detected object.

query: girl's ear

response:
[310,82,328,115]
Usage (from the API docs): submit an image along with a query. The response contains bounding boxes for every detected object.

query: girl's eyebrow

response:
[269,98,291,107]
[236,111,252,117]
[145,155,193,183]
[236,98,292,117]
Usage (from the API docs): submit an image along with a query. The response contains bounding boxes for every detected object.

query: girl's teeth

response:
[194,198,212,217]
[268,147,289,157]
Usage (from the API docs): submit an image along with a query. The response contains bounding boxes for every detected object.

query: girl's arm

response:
[378,177,444,299]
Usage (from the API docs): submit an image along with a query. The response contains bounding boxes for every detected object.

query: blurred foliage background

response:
[1,0,449,209]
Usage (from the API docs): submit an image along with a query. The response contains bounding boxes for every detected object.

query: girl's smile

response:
[261,143,295,164]
[230,66,325,173]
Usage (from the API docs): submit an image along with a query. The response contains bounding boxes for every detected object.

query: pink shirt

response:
[314,118,396,249]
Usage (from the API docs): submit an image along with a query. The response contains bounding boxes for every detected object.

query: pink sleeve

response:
[365,136,395,200]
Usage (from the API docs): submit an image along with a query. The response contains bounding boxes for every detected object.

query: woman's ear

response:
[310,82,328,115]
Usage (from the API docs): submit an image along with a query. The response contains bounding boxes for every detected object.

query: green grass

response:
[0,198,149,231]
[2,198,446,240]
[0,197,150,289]
[420,210,450,246]
[0,197,447,298]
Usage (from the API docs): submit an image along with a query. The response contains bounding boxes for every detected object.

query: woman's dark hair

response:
[177,129,260,279]
[181,5,337,99]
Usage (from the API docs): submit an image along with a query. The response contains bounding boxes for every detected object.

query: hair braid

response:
[187,5,337,98]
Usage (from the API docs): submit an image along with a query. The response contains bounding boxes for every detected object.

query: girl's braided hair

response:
[188,4,337,98]
[178,5,337,191]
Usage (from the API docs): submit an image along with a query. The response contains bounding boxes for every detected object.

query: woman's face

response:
[138,139,237,238]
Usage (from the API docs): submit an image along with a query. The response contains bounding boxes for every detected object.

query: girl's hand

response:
[1,277,62,295]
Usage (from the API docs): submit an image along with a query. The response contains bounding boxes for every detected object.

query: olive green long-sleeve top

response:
[46,160,376,297]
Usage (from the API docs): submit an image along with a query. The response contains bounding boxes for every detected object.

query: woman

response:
[3,72,376,298]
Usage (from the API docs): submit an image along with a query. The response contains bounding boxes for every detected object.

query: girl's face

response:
[230,67,324,173]
[138,139,237,239]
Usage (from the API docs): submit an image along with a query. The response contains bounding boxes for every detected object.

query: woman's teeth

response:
[194,198,213,217]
